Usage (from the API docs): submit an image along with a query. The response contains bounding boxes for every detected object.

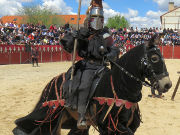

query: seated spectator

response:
[43,36,49,45]
[28,33,34,41]
[49,24,54,31]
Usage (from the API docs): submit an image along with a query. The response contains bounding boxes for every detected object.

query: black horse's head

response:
[112,34,172,102]
[141,35,172,93]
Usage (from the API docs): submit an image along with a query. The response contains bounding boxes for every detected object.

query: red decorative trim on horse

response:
[40,73,138,133]
[42,73,136,110]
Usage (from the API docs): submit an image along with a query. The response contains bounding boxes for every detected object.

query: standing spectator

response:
[64,22,69,31]
[31,45,39,67]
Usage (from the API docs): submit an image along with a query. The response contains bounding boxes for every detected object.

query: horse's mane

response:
[118,44,145,73]
[111,44,146,102]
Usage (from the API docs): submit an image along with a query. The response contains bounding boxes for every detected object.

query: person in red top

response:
[49,24,54,31]
[28,34,34,40]
[126,37,131,45]
[126,37,134,52]
[120,33,124,41]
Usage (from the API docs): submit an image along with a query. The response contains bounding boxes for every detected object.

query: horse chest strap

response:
[110,75,118,99]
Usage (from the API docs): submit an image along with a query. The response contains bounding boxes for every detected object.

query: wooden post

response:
[51,51,52,62]
[41,51,42,63]
[20,51,22,64]
[171,76,180,100]
[60,49,62,61]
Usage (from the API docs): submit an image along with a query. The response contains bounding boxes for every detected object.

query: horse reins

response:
[108,45,169,89]
[108,58,152,88]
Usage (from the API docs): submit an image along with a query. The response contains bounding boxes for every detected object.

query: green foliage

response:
[18,5,65,27]
[106,15,129,29]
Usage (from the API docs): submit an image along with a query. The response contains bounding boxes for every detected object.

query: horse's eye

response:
[151,54,159,63]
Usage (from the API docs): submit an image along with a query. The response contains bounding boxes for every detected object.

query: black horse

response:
[13,36,172,135]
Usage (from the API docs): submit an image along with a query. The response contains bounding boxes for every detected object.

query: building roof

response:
[58,15,86,25]
[0,15,87,25]
[0,16,23,24]
[160,6,180,23]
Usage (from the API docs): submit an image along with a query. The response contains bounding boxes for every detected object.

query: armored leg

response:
[77,69,95,129]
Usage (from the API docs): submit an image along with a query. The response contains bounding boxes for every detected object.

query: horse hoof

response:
[148,94,155,98]
[156,94,164,98]
[12,127,27,135]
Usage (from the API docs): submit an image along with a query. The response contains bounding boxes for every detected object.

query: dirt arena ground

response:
[0,59,180,135]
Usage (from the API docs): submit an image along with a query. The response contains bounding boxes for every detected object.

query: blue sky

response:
[0,0,180,28]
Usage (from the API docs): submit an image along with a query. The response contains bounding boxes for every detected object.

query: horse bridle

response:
[108,45,168,88]
[141,46,169,88]
[108,58,152,88]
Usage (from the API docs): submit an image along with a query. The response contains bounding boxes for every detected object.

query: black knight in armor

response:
[60,0,119,129]
[12,1,120,134]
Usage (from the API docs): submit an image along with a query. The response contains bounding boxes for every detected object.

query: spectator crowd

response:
[0,21,180,48]
[111,27,180,48]
[0,21,73,46]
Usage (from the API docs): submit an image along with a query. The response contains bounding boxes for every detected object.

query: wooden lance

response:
[69,0,82,93]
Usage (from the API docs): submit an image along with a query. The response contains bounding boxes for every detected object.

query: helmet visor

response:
[90,17,104,30]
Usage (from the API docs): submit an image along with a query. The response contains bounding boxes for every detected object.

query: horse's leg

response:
[56,108,90,135]
[56,110,69,135]
[128,105,141,133]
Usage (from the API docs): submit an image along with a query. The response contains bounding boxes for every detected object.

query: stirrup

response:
[77,120,87,129]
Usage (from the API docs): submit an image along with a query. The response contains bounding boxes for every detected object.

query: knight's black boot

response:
[77,113,87,129]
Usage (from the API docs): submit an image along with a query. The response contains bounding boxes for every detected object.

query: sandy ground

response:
[0,59,180,135]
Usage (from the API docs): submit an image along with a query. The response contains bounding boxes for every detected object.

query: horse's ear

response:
[144,40,149,48]
[146,34,160,48]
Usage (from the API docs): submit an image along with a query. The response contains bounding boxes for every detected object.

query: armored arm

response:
[60,28,89,53]
[106,45,120,61]
[103,30,120,61]
[60,32,74,53]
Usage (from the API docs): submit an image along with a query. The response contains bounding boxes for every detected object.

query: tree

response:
[106,15,129,29]
[18,5,65,27]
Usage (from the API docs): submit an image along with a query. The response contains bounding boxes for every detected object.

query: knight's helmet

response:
[84,0,104,30]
